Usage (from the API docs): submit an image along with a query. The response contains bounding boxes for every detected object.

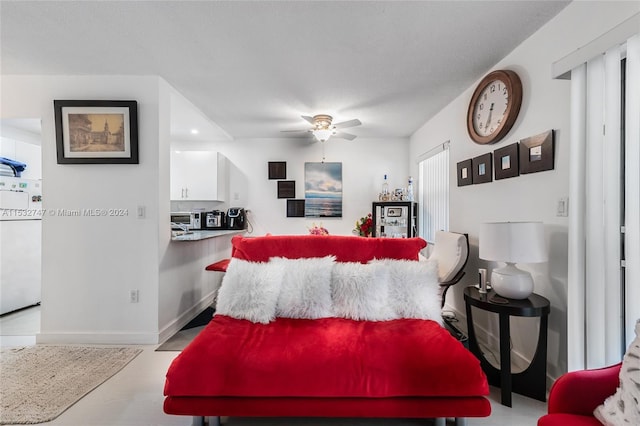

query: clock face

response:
[467,70,522,145]
[472,79,509,137]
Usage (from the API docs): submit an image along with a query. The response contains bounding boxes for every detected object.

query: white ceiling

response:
[0,1,570,142]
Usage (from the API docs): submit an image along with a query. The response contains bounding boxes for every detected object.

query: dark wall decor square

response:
[457,159,473,186]
[520,130,554,174]
[54,100,138,164]
[286,199,305,217]
[277,180,296,199]
[494,143,520,180]
[268,161,287,179]
[472,153,493,184]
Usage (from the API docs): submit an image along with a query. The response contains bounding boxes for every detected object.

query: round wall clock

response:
[467,70,522,145]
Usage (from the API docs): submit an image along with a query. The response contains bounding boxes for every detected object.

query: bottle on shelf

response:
[407,176,414,201]
[380,174,390,201]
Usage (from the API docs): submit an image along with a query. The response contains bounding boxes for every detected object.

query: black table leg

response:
[499,313,512,407]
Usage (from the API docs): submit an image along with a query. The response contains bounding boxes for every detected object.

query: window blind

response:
[418,142,450,244]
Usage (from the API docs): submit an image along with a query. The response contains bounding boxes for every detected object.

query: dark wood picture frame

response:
[268,161,287,180]
[54,100,138,164]
[286,199,305,217]
[472,153,493,184]
[277,180,296,199]
[494,143,520,180]
[457,159,473,186]
[520,130,554,174]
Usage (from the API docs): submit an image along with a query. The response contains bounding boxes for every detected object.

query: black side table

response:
[464,286,550,407]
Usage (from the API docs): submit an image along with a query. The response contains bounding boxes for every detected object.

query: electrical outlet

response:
[129,289,139,303]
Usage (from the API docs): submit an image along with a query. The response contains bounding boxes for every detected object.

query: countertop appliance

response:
[170,211,203,231]
[205,210,226,229]
[227,207,246,230]
[0,176,42,315]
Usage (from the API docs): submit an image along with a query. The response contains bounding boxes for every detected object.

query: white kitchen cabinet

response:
[170,150,227,201]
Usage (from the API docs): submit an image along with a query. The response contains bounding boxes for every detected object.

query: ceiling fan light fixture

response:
[312,128,334,142]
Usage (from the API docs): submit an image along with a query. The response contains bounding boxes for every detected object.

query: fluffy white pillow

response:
[373,259,442,324]
[331,262,395,321]
[272,256,335,319]
[215,258,285,324]
[594,318,640,426]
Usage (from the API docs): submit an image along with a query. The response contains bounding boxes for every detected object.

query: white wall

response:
[171,137,410,237]
[410,1,640,382]
[1,75,163,343]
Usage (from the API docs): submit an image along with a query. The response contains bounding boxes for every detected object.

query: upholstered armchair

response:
[537,362,622,426]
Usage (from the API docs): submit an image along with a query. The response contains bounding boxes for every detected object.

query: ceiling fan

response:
[282,114,362,142]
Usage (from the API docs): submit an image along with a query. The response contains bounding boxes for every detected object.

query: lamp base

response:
[491,263,534,300]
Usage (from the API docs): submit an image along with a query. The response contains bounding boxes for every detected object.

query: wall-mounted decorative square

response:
[494,143,519,180]
[457,159,473,186]
[286,199,305,217]
[268,161,286,180]
[520,130,554,174]
[277,180,295,199]
[472,153,493,184]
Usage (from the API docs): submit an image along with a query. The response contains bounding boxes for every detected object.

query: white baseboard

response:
[37,292,216,346]
[157,293,216,344]
[36,331,160,345]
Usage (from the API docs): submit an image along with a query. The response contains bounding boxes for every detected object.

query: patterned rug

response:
[0,345,142,424]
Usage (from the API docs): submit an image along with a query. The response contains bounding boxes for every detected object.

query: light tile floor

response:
[0,306,546,425]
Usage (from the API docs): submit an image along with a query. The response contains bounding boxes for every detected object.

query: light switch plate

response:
[557,197,569,217]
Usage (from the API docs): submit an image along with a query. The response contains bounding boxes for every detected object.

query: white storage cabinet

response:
[170,151,227,201]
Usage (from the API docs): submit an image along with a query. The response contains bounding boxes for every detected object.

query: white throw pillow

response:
[594,319,640,426]
[215,258,285,324]
[331,262,395,321]
[373,259,442,324]
[272,256,335,319]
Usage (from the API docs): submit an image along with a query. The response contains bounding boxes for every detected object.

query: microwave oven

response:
[170,211,202,230]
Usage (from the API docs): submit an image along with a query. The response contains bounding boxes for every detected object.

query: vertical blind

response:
[418,142,449,244]
[567,32,640,370]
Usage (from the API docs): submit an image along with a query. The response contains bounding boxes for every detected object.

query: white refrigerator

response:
[0,176,42,315]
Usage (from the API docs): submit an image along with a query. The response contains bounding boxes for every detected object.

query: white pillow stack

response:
[373,259,442,324]
[215,256,441,324]
[331,262,395,321]
[272,256,335,319]
[215,258,285,324]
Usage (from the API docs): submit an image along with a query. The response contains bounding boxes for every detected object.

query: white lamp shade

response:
[312,129,333,142]
[479,222,547,263]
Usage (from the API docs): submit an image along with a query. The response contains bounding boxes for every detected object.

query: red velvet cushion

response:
[230,235,427,263]
[164,315,488,398]
[205,259,230,272]
[538,413,603,426]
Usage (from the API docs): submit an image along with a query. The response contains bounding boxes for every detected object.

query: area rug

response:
[156,306,214,351]
[0,345,142,424]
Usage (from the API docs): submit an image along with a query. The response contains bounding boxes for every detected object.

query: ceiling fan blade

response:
[301,115,315,125]
[281,129,310,133]
[333,132,357,141]
[333,118,362,129]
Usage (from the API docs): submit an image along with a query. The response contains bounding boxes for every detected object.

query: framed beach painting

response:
[304,162,342,218]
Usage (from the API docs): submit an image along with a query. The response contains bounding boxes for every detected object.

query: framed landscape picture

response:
[494,143,519,180]
[304,162,342,218]
[54,100,138,164]
[520,130,554,174]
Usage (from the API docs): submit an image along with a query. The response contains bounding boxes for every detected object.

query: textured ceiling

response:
[1,1,570,141]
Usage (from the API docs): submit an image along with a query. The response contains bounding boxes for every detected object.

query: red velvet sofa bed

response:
[164,235,491,426]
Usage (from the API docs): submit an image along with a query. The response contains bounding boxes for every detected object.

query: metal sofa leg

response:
[455,418,467,426]
[192,417,204,426]
[207,416,221,426]
[434,418,446,426]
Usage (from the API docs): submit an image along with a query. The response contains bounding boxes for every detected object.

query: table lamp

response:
[479,222,547,299]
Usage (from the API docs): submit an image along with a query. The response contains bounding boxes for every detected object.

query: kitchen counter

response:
[171,229,245,241]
